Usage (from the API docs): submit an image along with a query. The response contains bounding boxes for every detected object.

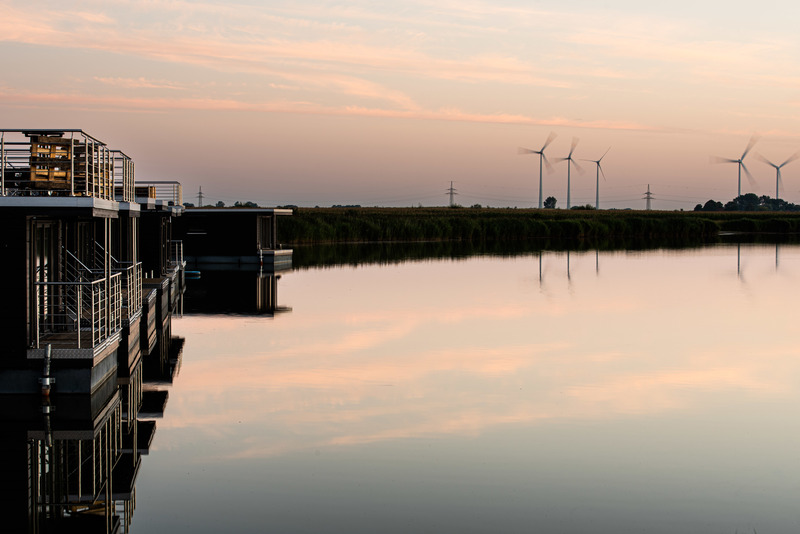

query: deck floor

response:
[37,331,95,349]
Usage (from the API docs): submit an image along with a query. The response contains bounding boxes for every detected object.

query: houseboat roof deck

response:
[0,195,121,216]
[184,207,293,215]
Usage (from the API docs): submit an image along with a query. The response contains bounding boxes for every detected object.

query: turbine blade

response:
[711,156,739,164]
[518,147,535,155]
[541,131,557,151]
[754,152,775,167]
[573,159,586,175]
[742,162,757,188]
[599,146,611,161]
[568,137,579,157]
[543,153,554,173]
[599,163,606,181]
[741,134,760,159]
[780,151,800,168]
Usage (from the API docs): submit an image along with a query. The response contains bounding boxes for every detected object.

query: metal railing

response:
[119,261,142,318]
[112,150,135,203]
[85,244,143,319]
[134,180,182,206]
[169,240,184,267]
[0,129,135,201]
[34,273,122,349]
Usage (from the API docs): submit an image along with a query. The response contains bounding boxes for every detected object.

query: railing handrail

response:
[134,180,182,206]
[35,272,121,287]
[33,273,123,349]
[35,280,107,287]
[1,129,131,201]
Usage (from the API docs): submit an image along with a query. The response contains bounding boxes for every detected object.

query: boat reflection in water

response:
[182,266,292,317]
[0,332,183,533]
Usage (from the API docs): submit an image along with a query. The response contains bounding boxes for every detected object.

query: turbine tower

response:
[582,147,610,209]
[755,151,800,201]
[712,135,759,198]
[556,137,583,209]
[519,132,557,209]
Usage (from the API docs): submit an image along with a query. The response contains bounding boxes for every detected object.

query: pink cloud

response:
[0,87,656,131]
[93,76,185,90]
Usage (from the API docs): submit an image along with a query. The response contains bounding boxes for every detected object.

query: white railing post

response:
[84,136,89,197]
[35,285,40,349]
[1,132,5,196]
[77,284,83,349]
[70,132,75,197]
[105,146,110,199]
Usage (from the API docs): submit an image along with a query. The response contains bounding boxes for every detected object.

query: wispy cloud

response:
[0,87,655,130]
[93,76,185,90]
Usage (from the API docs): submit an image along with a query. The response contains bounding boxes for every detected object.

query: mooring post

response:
[41,344,55,396]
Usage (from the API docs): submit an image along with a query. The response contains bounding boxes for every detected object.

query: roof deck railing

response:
[112,150,135,203]
[135,180,183,206]
[0,129,135,201]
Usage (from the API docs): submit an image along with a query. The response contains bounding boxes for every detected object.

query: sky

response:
[2,0,800,209]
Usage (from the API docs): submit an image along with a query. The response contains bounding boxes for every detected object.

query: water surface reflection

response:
[138,243,800,533]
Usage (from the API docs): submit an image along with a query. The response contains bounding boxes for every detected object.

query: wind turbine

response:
[712,135,759,198]
[755,151,800,201]
[582,147,610,209]
[519,132,557,209]
[556,137,583,209]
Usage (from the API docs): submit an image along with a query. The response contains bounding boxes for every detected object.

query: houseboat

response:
[174,207,292,270]
[0,129,185,532]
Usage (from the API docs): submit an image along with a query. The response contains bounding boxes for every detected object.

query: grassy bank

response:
[280,207,800,245]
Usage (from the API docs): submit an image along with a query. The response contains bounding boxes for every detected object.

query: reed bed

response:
[278,207,800,244]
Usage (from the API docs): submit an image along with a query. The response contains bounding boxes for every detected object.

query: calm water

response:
[135,243,800,533]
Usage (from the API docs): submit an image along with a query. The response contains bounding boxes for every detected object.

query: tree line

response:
[694,194,800,212]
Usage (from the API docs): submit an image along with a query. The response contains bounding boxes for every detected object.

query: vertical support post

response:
[76,284,82,349]
[102,146,107,199]
[106,147,110,199]
[107,147,111,200]
[77,441,82,501]
[1,132,5,196]
[84,135,89,197]
[105,218,110,340]
[35,285,40,349]
[70,132,75,197]
[111,150,115,200]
